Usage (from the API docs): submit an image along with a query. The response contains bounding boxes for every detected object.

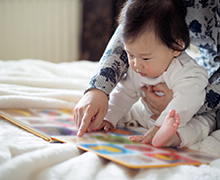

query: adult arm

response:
[74,25,129,136]
[86,25,129,96]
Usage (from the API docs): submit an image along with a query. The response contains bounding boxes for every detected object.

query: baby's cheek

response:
[146,67,160,77]
[145,67,152,75]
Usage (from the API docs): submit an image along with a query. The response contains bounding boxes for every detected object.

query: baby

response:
[94,0,214,147]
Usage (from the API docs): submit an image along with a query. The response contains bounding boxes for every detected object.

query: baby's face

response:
[124,31,180,78]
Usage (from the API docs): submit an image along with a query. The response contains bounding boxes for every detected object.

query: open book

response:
[0,108,219,169]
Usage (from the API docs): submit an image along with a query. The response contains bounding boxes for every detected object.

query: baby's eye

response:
[129,54,134,58]
[143,58,149,61]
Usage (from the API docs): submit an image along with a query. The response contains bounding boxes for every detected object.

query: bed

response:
[0,59,220,180]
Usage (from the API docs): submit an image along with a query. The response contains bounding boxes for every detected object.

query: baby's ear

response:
[172,50,181,57]
[172,39,183,57]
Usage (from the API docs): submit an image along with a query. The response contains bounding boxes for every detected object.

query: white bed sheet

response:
[0,59,220,180]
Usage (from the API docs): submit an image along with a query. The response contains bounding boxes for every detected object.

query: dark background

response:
[80,0,126,61]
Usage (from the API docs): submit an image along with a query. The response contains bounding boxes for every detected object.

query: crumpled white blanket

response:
[0,59,220,180]
[0,59,97,109]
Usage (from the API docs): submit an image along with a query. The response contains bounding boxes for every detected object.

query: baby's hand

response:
[93,120,114,132]
[129,126,159,144]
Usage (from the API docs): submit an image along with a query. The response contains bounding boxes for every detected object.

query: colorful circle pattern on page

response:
[80,144,134,154]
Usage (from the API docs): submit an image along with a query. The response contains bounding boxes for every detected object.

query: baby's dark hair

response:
[118,0,190,51]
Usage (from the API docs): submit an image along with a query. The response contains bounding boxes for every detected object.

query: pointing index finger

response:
[77,112,93,137]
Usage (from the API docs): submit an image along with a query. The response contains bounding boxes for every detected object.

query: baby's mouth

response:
[139,72,147,77]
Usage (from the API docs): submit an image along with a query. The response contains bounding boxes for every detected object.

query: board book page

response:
[0,108,219,169]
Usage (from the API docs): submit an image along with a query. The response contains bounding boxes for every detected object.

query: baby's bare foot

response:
[152,109,180,147]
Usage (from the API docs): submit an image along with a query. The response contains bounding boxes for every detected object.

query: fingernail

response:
[77,131,83,137]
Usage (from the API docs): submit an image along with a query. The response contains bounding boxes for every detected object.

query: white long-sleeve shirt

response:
[105,51,208,128]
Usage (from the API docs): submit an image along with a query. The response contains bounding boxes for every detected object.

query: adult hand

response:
[142,83,173,118]
[73,89,108,137]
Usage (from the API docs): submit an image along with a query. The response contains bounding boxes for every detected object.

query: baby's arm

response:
[155,58,208,127]
[129,126,160,144]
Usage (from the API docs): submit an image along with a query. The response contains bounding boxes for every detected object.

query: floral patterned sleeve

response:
[185,1,220,114]
[86,25,129,96]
